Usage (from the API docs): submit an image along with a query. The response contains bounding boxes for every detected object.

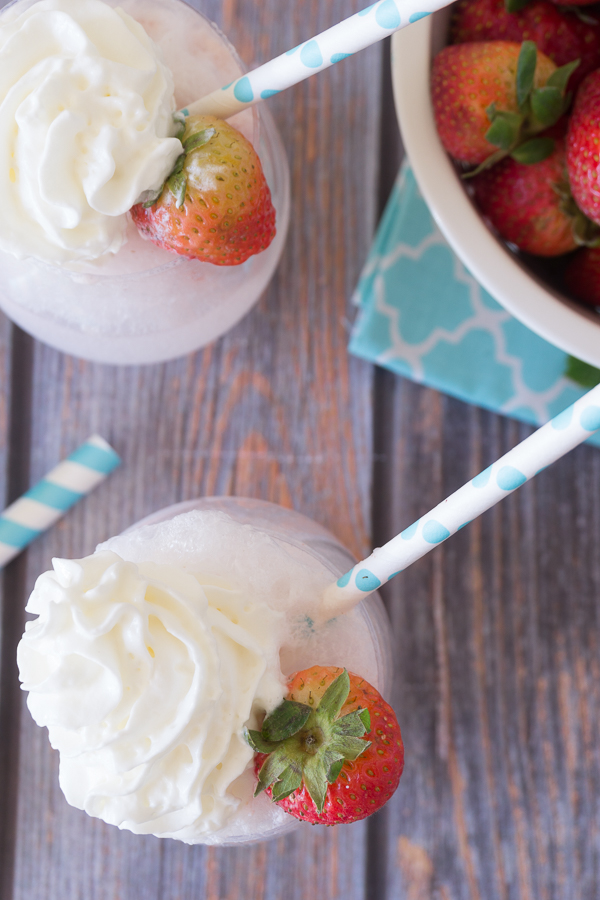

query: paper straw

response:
[0,435,121,568]
[181,0,447,119]
[321,383,600,619]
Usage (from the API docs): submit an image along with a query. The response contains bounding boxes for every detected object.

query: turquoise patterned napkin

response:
[350,162,600,448]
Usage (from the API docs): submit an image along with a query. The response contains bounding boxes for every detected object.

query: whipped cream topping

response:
[17,550,286,841]
[0,0,182,265]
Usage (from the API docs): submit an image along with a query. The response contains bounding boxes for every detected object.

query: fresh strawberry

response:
[451,0,600,91]
[432,41,574,168]
[564,247,600,305]
[566,71,600,227]
[471,129,583,254]
[246,666,403,825]
[131,114,276,266]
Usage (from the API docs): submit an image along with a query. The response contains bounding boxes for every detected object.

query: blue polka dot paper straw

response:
[0,435,120,568]
[181,0,445,120]
[321,383,600,619]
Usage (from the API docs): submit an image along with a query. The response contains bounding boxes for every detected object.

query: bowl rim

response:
[391,14,600,368]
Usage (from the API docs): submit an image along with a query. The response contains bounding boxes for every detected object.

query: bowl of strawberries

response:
[392,0,600,367]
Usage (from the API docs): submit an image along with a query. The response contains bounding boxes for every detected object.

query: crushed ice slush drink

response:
[18,497,393,845]
[0,0,290,364]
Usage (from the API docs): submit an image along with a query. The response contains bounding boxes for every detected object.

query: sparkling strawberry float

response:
[0,0,290,364]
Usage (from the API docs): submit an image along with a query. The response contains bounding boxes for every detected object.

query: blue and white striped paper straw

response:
[0,435,120,567]
[321,383,600,619]
[182,0,445,120]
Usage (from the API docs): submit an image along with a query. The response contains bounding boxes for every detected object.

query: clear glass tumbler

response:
[0,0,290,364]
[124,496,394,844]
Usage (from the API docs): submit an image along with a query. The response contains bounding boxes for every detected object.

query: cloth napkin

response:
[349,161,600,448]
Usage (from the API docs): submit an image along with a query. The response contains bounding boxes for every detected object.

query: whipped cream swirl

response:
[0,0,183,265]
[17,550,285,840]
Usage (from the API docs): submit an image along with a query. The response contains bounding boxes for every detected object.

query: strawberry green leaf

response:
[485,111,523,151]
[546,59,580,95]
[485,101,498,124]
[244,728,278,754]
[322,748,345,771]
[270,765,303,802]
[505,0,531,11]
[463,148,511,179]
[530,86,564,128]
[330,735,372,760]
[573,211,600,247]
[327,759,344,784]
[254,749,290,796]
[303,757,329,813]
[358,708,371,731]
[552,179,572,205]
[511,136,555,164]
[516,41,537,108]
[334,709,370,737]
[139,149,185,207]
[183,126,216,153]
[316,669,351,720]
[173,114,186,142]
[552,182,600,246]
[139,186,164,209]
[170,153,186,178]
[565,356,600,388]
[166,171,187,209]
[261,700,312,742]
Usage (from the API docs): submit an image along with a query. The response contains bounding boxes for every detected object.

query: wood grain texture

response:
[6,0,383,897]
[0,325,28,900]
[378,380,600,900]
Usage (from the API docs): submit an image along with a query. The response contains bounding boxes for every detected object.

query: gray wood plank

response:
[9,0,383,896]
[0,325,28,900]
[378,379,600,900]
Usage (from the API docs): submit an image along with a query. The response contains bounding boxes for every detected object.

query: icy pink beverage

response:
[0,0,290,363]
[17,498,393,845]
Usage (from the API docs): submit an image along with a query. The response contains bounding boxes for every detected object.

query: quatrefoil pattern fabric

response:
[350,162,600,449]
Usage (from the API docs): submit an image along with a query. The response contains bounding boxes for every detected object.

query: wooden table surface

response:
[2,1,600,898]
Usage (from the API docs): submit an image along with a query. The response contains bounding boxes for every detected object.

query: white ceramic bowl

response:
[392,9,600,368]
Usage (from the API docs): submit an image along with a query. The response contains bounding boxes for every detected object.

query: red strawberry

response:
[131,114,276,266]
[246,666,403,825]
[564,247,600,305]
[432,41,557,165]
[471,130,580,255]
[566,71,600,227]
[451,0,600,91]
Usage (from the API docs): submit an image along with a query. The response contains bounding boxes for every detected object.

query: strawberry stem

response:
[247,669,372,814]
[463,45,580,179]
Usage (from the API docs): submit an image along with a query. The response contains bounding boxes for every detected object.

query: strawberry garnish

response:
[246,666,403,825]
[131,114,276,266]
[432,40,579,171]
